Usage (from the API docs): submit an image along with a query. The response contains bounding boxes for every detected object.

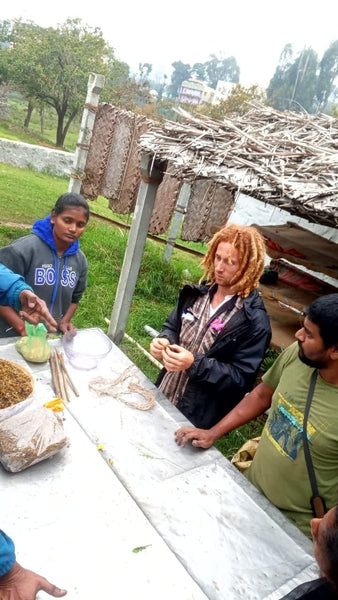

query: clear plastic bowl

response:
[62,328,112,370]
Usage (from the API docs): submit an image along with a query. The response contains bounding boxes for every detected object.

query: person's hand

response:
[18,291,57,333]
[0,562,67,599]
[150,337,170,359]
[162,344,194,372]
[58,319,76,335]
[175,426,216,449]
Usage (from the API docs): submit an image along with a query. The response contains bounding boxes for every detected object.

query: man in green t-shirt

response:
[175,294,338,538]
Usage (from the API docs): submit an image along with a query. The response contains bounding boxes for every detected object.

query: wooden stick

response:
[53,349,67,402]
[49,352,60,397]
[56,350,70,403]
[104,318,162,370]
[58,350,79,397]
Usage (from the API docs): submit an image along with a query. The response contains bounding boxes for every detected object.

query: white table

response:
[0,332,319,599]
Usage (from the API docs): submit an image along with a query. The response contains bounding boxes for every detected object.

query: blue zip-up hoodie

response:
[32,215,80,257]
[0,215,88,336]
[0,264,33,311]
[0,530,15,576]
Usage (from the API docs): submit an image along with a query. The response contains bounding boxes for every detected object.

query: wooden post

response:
[68,73,105,194]
[108,153,165,344]
[163,182,190,263]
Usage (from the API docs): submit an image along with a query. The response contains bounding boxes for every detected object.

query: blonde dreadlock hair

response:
[199,223,266,298]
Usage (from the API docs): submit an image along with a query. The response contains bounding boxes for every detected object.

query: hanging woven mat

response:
[89,365,155,411]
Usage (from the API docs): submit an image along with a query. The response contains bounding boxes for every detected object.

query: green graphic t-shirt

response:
[246,342,338,537]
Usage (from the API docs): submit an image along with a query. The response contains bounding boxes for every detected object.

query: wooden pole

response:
[68,72,105,194]
[108,152,165,344]
[104,319,162,370]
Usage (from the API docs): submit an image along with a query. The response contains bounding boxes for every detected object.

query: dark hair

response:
[306,294,338,348]
[323,505,338,589]
[52,192,90,222]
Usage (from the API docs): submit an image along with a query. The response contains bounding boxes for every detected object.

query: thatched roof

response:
[139,103,338,229]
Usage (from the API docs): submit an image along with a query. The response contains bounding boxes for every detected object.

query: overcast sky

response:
[3,0,338,87]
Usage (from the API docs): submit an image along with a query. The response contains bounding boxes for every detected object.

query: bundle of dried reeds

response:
[139,102,338,228]
[49,349,79,402]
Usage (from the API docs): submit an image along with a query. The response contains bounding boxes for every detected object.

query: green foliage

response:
[260,347,279,373]
[168,54,240,98]
[2,18,113,146]
[267,45,319,112]
[196,84,267,119]
[136,63,153,84]
[266,42,338,114]
[167,61,192,98]
[204,54,240,89]
[316,41,338,112]
[1,95,81,151]
[214,417,266,460]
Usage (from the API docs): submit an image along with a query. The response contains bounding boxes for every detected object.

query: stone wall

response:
[0,138,74,177]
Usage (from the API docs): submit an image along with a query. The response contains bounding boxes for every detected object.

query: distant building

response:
[179,79,236,106]
[212,80,236,105]
[178,79,215,105]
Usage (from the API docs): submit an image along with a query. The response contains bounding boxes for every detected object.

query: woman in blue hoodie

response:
[0,192,89,337]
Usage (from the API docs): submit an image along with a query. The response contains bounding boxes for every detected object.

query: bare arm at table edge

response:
[175,381,274,449]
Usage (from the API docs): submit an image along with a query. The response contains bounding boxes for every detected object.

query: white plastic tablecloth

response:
[0,332,319,599]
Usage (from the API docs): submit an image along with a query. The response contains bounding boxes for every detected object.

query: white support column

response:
[68,72,105,194]
[163,182,191,263]
[108,153,164,344]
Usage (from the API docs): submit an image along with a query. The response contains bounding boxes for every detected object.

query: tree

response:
[167,61,191,97]
[289,47,318,112]
[2,18,112,147]
[316,41,338,112]
[205,54,240,89]
[137,62,152,84]
[191,62,206,80]
[267,45,319,113]
[0,20,12,85]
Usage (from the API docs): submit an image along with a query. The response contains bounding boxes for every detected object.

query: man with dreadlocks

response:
[150,223,271,429]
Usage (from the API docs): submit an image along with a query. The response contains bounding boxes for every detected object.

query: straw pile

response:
[139,103,338,229]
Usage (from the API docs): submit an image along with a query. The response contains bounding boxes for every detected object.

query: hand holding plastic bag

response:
[15,322,51,363]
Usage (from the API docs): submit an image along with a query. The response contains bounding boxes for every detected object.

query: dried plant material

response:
[0,359,33,409]
[139,103,338,229]
[81,103,119,200]
[149,164,182,235]
[181,180,234,242]
[0,407,68,472]
[89,365,155,411]
[82,105,152,213]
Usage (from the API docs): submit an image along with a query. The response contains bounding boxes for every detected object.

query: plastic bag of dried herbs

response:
[0,406,68,472]
[16,322,51,363]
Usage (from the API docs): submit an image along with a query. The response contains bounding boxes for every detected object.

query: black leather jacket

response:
[280,578,337,599]
[156,284,271,429]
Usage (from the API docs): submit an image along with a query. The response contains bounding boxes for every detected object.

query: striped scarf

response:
[159,288,243,405]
